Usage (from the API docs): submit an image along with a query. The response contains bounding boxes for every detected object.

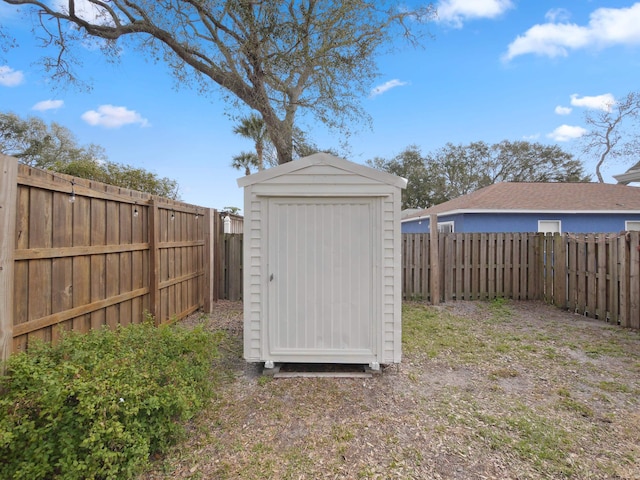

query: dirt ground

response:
[142,300,640,480]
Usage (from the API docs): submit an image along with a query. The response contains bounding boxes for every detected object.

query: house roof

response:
[613,160,640,185]
[403,182,640,221]
[237,152,407,189]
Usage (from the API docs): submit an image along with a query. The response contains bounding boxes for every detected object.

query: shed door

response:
[267,197,378,361]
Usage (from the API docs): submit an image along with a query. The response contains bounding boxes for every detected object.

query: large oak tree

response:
[2,0,434,164]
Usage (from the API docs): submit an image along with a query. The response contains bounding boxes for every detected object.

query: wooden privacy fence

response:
[218,233,243,301]
[0,155,229,363]
[402,232,640,329]
[403,232,543,302]
[541,232,640,329]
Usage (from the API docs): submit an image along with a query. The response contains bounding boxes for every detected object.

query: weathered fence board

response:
[629,231,640,329]
[403,233,543,303]
[220,234,243,301]
[1,156,220,362]
[402,231,640,330]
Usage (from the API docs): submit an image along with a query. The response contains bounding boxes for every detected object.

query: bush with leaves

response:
[0,320,219,480]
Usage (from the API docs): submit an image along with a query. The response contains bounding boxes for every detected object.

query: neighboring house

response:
[402,182,640,234]
[401,208,422,219]
[613,160,640,185]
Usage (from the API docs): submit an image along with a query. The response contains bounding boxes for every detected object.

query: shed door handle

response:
[270,273,274,282]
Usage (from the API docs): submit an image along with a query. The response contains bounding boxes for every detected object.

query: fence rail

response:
[403,232,640,329]
[541,232,640,329]
[1,155,226,362]
[403,232,542,302]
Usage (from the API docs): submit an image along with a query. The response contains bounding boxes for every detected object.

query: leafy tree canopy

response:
[0,111,107,169]
[369,140,591,210]
[1,112,179,198]
[2,0,435,165]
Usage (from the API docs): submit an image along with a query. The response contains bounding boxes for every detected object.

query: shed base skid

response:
[261,362,384,378]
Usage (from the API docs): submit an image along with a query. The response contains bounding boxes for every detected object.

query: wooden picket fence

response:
[402,232,640,329]
[0,155,237,364]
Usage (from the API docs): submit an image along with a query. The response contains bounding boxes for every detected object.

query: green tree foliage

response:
[231,114,333,171]
[369,141,591,210]
[0,112,106,168]
[368,145,440,209]
[579,91,640,183]
[55,158,180,199]
[0,112,180,198]
[231,151,260,176]
[1,0,435,165]
[233,114,268,171]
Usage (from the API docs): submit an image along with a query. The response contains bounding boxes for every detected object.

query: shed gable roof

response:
[237,152,407,189]
[404,182,640,221]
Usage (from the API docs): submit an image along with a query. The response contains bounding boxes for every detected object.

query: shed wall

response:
[242,161,403,364]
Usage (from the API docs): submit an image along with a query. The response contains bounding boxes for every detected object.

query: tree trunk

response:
[266,118,293,164]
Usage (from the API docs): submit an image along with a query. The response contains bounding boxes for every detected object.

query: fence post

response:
[203,208,216,312]
[630,231,640,329]
[0,155,18,368]
[618,233,630,327]
[553,234,567,309]
[429,215,440,304]
[148,198,160,325]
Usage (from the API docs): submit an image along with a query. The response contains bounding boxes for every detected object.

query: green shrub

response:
[0,320,218,480]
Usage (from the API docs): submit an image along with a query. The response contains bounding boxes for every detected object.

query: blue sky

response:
[1,0,640,213]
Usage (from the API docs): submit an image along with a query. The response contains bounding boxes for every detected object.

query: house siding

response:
[403,212,640,233]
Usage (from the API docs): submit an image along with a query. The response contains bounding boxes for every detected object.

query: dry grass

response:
[141,300,640,480]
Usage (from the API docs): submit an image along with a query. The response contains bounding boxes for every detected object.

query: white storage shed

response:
[237,153,407,369]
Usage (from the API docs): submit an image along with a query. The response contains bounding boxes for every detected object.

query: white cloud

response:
[436,0,513,27]
[547,124,587,142]
[369,79,408,98]
[570,93,615,112]
[545,8,571,23]
[522,133,540,140]
[554,105,572,115]
[81,105,150,128]
[32,99,64,111]
[0,66,24,87]
[504,3,640,61]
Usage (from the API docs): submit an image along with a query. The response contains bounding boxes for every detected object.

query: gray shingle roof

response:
[404,182,640,220]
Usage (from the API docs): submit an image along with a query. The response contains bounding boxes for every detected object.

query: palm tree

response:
[231,151,260,176]
[233,114,268,171]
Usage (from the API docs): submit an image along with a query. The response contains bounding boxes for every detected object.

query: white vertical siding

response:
[239,154,406,365]
[268,199,375,358]
[243,193,263,361]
